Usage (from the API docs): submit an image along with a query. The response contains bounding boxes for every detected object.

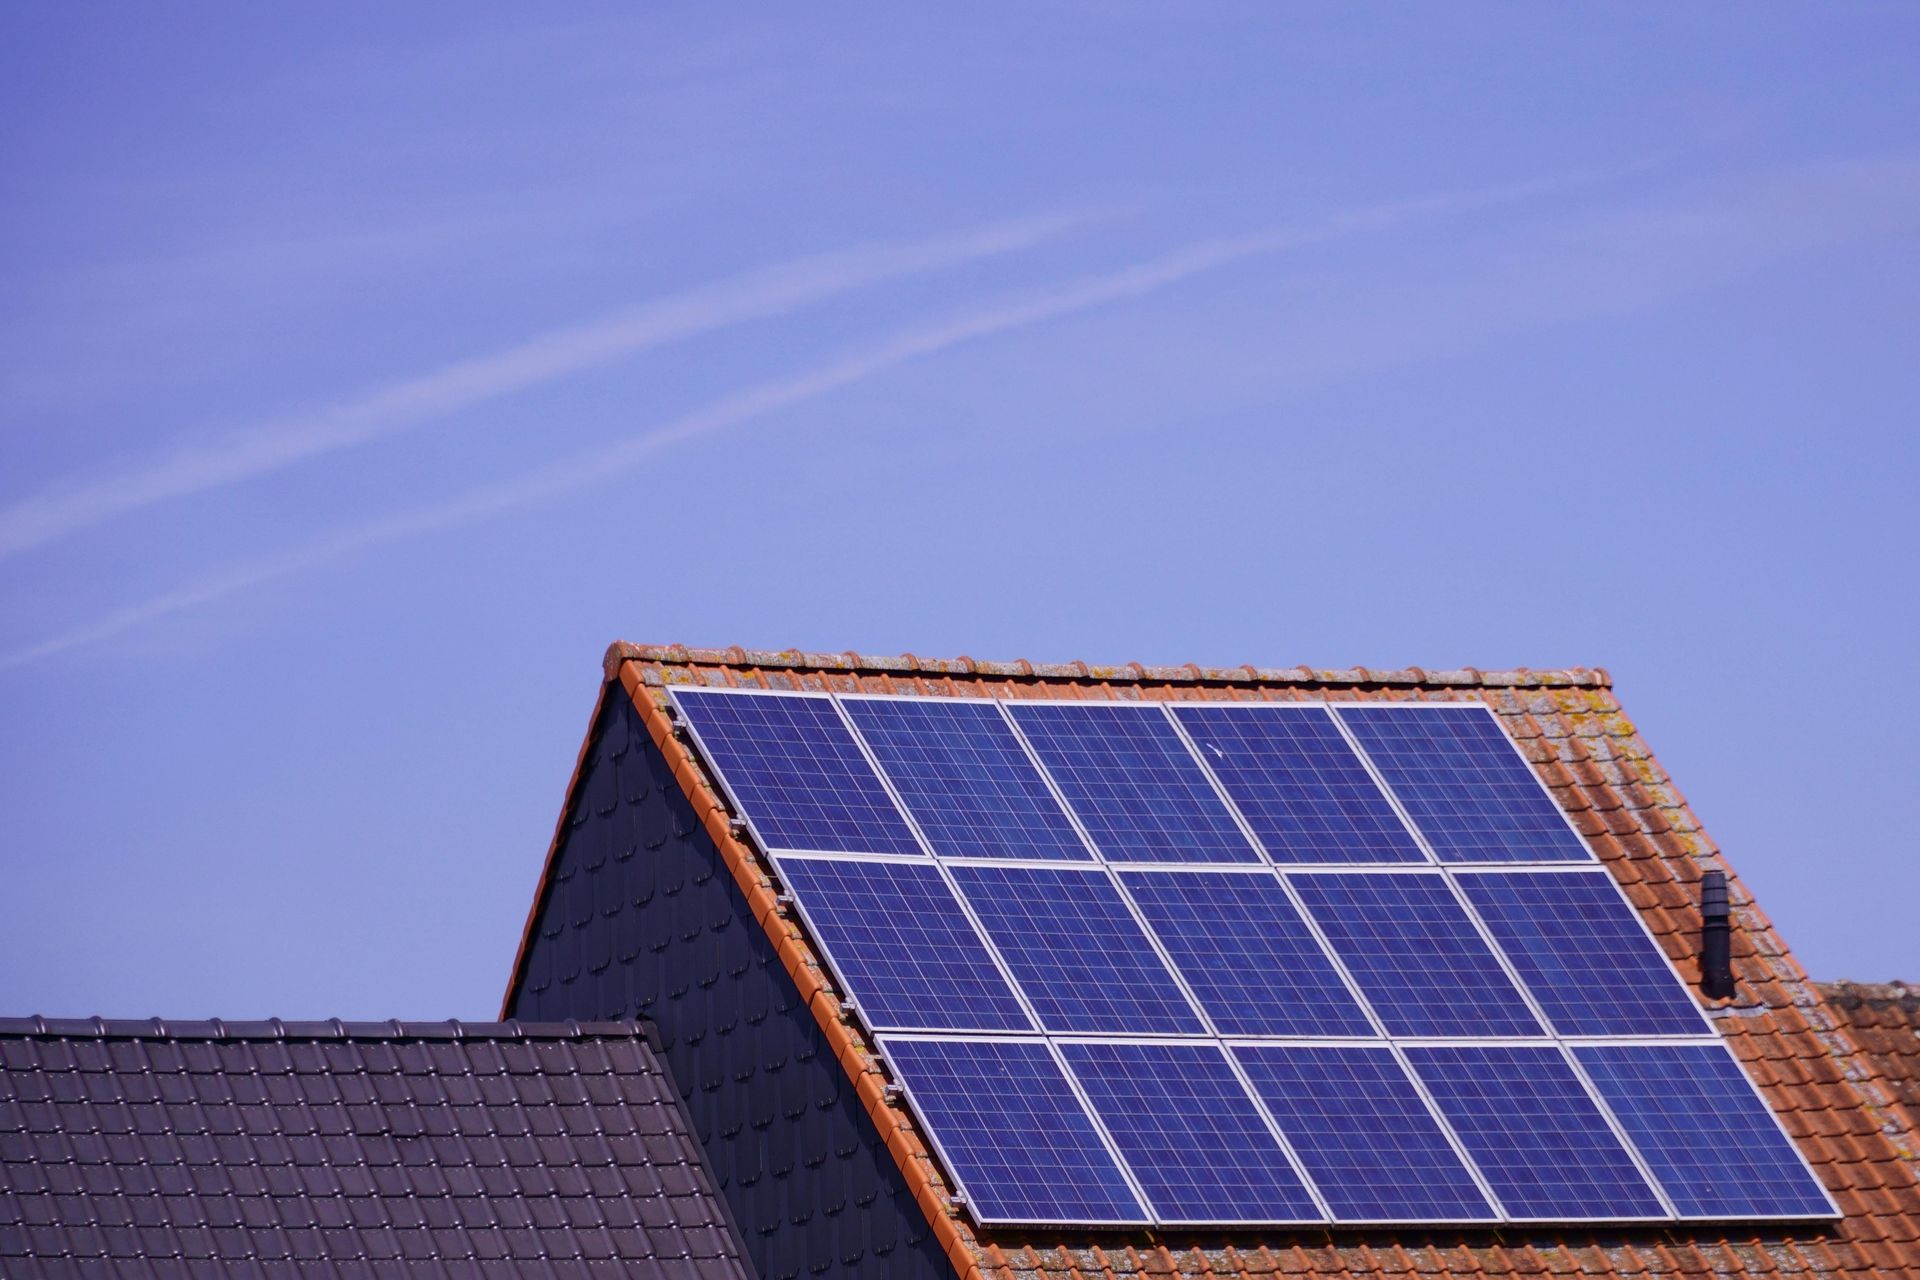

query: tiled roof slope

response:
[0,1018,751,1279]
[1818,983,1920,1157]
[530,642,1920,1280]
[507,689,957,1280]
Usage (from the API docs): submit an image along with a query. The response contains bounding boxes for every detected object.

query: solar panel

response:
[1458,870,1710,1036]
[774,856,1031,1032]
[1234,1045,1497,1223]
[840,697,1092,861]
[668,688,1831,1230]
[1575,1044,1836,1219]
[880,1037,1147,1225]
[671,690,921,855]
[1117,869,1373,1036]
[1405,1045,1667,1221]
[1059,1041,1322,1224]
[1335,705,1592,863]
[1005,702,1258,863]
[1290,872,1542,1037]
[947,864,1205,1034]
[1172,704,1425,863]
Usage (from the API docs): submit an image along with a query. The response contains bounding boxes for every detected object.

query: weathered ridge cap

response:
[1820,981,1920,1008]
[603,640,1612,688]
[0,1016,650,1041]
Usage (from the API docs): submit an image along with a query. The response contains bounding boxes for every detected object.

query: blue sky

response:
[2,6,1916,1017]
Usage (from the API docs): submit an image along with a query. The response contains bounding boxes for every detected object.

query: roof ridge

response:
[0,1016,655,1042]
[603,641,1612,688]
[1815,979,1920,1005]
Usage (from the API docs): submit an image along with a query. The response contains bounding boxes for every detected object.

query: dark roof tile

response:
[0,1020,750,1278]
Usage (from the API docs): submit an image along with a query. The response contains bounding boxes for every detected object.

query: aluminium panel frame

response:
[1329,699,1599,865]
[874,1031,1158,1230]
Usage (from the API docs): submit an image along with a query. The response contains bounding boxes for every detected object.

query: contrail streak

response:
[1,162,1654,671]
[0,211,1099,561]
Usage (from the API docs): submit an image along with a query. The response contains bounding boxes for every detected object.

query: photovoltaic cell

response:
[1060,1041,1321,1224]
[841,697,1091,860]
[1406,1045,1666,1221]
[881,1038,1147,1225]
[1459,871,1709,1036]
[1172,704,1424,864]
[1335,705,1592,863]
[672,690,921,855]
[1290,873,1542,1037]
[1576,1044,1835,1219]
[1006,703,1258,863]
[1235,1046,1497,1223]
[1117,870,1373,1036]
[948,865,1205,1034]
[775,857,1031,1032]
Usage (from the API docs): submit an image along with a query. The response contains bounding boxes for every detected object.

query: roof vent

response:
[1700,870,1735,999]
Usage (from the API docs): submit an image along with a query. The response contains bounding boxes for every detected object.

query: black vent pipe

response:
[1700,870,1735,999]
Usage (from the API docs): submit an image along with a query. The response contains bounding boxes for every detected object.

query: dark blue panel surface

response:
[1576,1045,1834,1219]
[1235,1046,1496,1223]
[673,690,921,854]
[1459,871,1708,1036]
[1061,1042,1321,1224]
[1290,873,1541,1037]
[948,865,1205,1034]
[777,857,1031,1033]
[1006,703,1258,863]
[1335,705,1591,863]
[1406,1046,1666,1221]
[1173,705,1424,864]
[1118,870,1372,1036]
[881,1038,1147,1225]
[841,697,1090,861]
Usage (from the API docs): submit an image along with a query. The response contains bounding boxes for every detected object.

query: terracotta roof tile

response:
[1816,982,1920,1157]
[553,643,1920,1280]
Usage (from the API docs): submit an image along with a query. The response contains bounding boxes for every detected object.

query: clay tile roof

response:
[0,1017,751,1278]
[542,643,1920,1280]
[1816,982,1920,1158]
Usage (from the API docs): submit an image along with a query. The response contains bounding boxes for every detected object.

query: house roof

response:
[0,1017,751,1279]
[520,641,1920,1280]
[1818,982,1920,1158]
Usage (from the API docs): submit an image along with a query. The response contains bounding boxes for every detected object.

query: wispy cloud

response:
[0,212,1098,562]
[0,161,1658,671]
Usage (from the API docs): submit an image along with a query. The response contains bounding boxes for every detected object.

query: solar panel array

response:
[670,688,1837,1229]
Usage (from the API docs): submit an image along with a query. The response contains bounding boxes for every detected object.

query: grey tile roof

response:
[0,1017,753,1279]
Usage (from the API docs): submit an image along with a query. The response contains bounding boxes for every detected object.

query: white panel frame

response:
[836,691,1101,862]
[1050,1036,1332,1228]
[1398,1039,1675,1226]
[1565,1038,1845,1223]
[769,851,1036,1037]
[666,686,925,859]
[875,1032,1155,1229]
[1223,1040,1505,1228]
[998,696,1267,865]
[1450,864,1718,1038]
[1167,701,1437,867]
[1330,699,1599,866]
